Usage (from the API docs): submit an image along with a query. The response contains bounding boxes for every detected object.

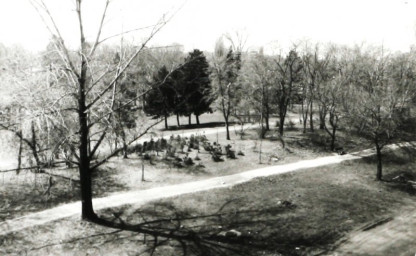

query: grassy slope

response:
[0,122,329,221]
[1,149,415,255]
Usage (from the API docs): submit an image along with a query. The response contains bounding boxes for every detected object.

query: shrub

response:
[214,145,222,155]
[169,135,175,142]
[147,138,155,151]
[173,160,183,168]
[166,145,176,158]
[189,134,196,145]
[275,120,280,128]
[211,152,223,162]
[256,127,267,138]
[285,120,296,130]
[310,133,328,147]
[179,143,186,153]
[225,144,236,159]
[203,142,213,152]
[183,157,194,166]
[160,138,168,150]
[192,141,200,150]
[197,135,208,142]
[189,141,194,149]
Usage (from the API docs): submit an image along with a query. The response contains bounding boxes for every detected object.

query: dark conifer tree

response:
[182,49,213,125]
[144,66,175,129]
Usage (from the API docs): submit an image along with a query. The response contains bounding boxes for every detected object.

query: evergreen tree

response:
[144,66,175,129]
[182,49,213,125]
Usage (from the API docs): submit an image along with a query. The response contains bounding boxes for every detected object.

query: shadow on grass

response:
[91,166,129,196]
[359,147,416,195]
[0,166,129,222]
[360,150,414,167]
[162,122,237,131]
[71,199,340,256]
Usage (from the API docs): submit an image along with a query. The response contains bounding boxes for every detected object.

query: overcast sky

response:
[1,0,416,53]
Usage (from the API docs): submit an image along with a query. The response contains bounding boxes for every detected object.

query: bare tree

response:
[273,48,303,136]
[346,45,414,180]
[240,49,275,137]
[29,0,175,220]
[300,42,333,133]
[211,38,242,140]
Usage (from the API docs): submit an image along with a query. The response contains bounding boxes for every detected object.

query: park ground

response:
[1,112,415,255]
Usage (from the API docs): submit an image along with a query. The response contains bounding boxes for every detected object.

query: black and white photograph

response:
[0,0,416,255]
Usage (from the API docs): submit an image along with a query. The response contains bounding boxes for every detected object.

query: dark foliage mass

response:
[144,49,213,129]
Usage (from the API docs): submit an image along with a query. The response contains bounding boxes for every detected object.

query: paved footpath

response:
[332,203,416,256]
[0,142,413,242]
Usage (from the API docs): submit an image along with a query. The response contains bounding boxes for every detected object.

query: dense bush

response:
[183,156,194,166]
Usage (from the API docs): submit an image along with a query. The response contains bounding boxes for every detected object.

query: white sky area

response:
[0,0,416,53]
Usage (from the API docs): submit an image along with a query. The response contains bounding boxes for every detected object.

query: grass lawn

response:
[0,117,339,222]
[1,147,415,255]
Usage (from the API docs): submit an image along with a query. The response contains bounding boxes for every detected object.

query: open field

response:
[1,110,415,255]
[0,119,329,222]
[1,147,415,255]
[0,107,371,222]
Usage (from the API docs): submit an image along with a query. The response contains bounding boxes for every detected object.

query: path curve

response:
[0,142,413,236]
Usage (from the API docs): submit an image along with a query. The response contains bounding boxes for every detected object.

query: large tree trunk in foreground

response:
[78,73,96,220]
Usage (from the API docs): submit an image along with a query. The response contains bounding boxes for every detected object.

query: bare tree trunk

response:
[141,158,145,181]
[17,129,23,172]
[188,115,191,125]
[330,128,336,151]
[164,115,168,130]
[195,114,200,125]
[78,64,96,220]
[309,100,314,132]
[319,106,326,130]
[278,101,287,136]
[176,113,180,127]
[376,142,383,181]
[265,106,270,131]
[279,117,285,136]
[302,100,309,133]
[122,131,128,159]
[30,121,41,169]
[225,118,230,140]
